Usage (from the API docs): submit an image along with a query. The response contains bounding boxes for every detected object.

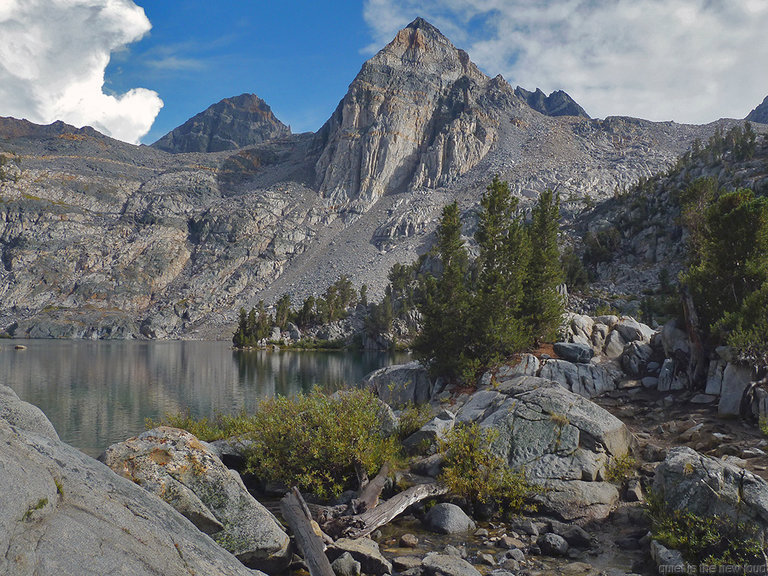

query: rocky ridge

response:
[0,18,759,340]
[747,95,768,125]
[152,93,291,154]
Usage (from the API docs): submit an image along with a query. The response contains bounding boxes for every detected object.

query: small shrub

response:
[23,497,48,520]
[605,454,638,484]
[438,423,536,515]
[549,413,569,428]
[242,388,399,499]
[396,403,433,441]
[760,417,768,437]
[646,490,764,565]
[146,409,257,442]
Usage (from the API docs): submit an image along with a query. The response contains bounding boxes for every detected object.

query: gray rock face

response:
[101,426,291,572]
[553,341,593,363]
[537,533,569,556]
[717,363,753,417]
[454,376,629,520]
[326,538,392,576]
[538,359,616,398]
[424,503,476,534]
[364,361,434,407]
[0,384,59,440]
[514,87,590,118]
[331,552,362,576]
[313,18,502,208]
[0,387,266,576]
[654,446,768,537]
[403,409,455,453]
[620,341,654,377]
[746,95,768,124]
[152,93,290,153]
[422,554,482,576]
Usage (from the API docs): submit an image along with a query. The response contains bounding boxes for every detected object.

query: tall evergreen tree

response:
[414,202,471,379]
[275,294,291,329]
[523,189,565,342]
[471,176,531,364]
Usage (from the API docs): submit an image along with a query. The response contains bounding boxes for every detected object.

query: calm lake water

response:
[1,340,408,457]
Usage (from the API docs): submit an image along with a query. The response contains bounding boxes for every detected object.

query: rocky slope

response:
[0,18,757,340]
[747,95,768,124]
[152,93,290,153]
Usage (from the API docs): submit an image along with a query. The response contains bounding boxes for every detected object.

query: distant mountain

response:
[746,95,768,124]
[0,17,750,340]
[152,93,290,154]
[514,87,590,118]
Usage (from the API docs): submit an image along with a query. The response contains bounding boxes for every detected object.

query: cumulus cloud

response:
[362,0,768,124]
[0,0,162,144]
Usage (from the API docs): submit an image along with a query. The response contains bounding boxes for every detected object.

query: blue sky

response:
[106,1,376,143]
[1,1,767,145]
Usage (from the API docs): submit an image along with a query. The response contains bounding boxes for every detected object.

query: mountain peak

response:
[746,95,768,124]
[152,93,289,154]
[405,17,442,34]
[514,86,590,118]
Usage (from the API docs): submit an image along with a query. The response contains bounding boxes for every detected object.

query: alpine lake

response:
[0,339,408,457]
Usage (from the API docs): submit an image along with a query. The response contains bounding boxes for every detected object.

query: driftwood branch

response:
[280,487,335,576]
[323,482,448,540]
[351,463,389,514]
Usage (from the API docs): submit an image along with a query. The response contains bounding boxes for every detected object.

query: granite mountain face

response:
[152,93,290,154]
[0,18,761,340]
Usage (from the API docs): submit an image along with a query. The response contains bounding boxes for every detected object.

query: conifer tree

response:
[275,294,291,329]
[472,176,531,364]
[414,202,471,379]
[523,189,564,342]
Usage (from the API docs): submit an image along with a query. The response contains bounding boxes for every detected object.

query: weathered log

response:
[681,284,707,388]
[280,487,335,576]
[351,463,390,514]
[323,482,448,540]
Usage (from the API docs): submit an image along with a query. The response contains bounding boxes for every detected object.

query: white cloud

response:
[362,0,768,124]
[0,0,162,144]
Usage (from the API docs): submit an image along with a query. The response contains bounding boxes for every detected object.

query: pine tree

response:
[472,176,531,364]
[523,189,565,342]
[414,202,471,379]
[233,307,248,347]
[275,294,291,329]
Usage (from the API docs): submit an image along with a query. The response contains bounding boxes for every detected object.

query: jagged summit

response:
[514,87,590,119]
[746,95,768,124]
[312,17,513,207]
[152,93,290,154]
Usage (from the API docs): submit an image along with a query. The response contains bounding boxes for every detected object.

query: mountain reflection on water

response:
[1,340,408,457]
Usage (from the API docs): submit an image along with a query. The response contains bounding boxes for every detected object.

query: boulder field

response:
[3,313,768,574]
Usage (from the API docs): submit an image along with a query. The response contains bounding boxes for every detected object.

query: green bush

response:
[242,388,399,499]
[396,403,433,441]
[605,454,638,484]
[147,410,257,442]
[647,491,764,565]
[438,423,536,515]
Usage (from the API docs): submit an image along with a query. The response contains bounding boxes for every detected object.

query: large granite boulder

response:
[101,427,291,572]
[0,387,265,576]
[538,359,616,398]
[654,447,768,537]
[364,361,435,407]
[326,538,392,576]
[0,385,59,440]
[455,376,629,520]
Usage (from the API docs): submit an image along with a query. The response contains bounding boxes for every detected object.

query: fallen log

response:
[323,482,448,540]
[351,463,389,514]
[280,487,335,576]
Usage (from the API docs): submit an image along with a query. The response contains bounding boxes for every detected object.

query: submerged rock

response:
[424,503,476,534]
[101,426,291,572]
